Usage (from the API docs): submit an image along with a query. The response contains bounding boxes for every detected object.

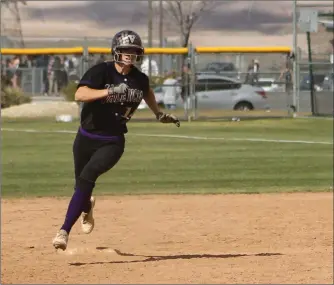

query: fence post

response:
[306,31,316,116]
[296,47,302,113]
[187,42,193,122]
[292,0,298,114]
[79,41,89,117]
[83,37,89,75]
[39,67,43,95]
[31,67,35,95]
[189,43,197,120]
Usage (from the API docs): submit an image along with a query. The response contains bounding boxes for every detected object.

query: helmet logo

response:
[128,35,136,43]
[120,33,136,44]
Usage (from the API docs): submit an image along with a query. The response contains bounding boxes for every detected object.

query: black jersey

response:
[77,61,149,136]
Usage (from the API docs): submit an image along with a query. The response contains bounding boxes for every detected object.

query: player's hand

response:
[156,112,180,127]
[108,83,129,94]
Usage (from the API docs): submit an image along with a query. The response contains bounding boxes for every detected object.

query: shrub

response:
[150,75,165,87]
[61,80,78,102]
[1,86,31,109]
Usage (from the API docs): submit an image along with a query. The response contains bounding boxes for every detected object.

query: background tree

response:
[160,1,218,102]
[1,0,27,48]
[163,0,217,48]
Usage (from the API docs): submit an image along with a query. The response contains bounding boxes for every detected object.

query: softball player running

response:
[52,30,180,250]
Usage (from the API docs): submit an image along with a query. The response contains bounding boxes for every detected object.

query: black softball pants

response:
[73,129,125,186]
[73,129,125,210]
[60,129,125,233]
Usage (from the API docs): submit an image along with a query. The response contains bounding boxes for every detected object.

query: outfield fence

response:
[1,45,333,120]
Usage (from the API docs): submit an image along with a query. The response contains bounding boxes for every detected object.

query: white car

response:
[139,74,269,111]
[137,86,164,109]
[255,78,283,92]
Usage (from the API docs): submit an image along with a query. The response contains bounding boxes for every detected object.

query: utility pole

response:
[148,0,153,78]
[159,0,163,76]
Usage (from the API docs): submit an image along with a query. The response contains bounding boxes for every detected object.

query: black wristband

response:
[156,112,163,120]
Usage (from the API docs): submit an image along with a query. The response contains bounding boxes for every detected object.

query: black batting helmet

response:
[111,30,144,65]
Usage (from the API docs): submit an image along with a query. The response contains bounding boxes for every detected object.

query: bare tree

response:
[1,0,27,47]
[160,1,217,103]
[1,0,26,4]
[163,0,217,48]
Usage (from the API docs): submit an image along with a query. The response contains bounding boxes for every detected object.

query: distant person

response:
[141,57,159,76]
[6,56,20,88]
[279,62,295,112]
[53,56,63,94]
[181,63,191,102]
[162,72,181,110]
[279,63,293,95]
[36,55,50,95]
[245,59,260,85]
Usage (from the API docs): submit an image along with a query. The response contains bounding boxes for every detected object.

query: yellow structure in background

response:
[195,46,292,54]
[0,46,291,55]
[88,47,189,54]
[0,47,84,55]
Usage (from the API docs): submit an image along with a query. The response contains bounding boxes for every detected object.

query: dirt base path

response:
[1,193,333,284]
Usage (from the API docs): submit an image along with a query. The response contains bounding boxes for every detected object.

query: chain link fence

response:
[0,49,323,120]
[294,1,333,116]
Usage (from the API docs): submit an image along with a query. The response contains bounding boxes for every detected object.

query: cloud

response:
[23,1,292,35]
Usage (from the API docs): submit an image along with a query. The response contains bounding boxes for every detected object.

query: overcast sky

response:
[21,1,295,35]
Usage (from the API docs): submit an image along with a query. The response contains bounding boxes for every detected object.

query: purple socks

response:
[61,179,95,233]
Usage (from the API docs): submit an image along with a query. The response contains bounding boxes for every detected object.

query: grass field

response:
[2,117,333,197]
[2,117,333,284]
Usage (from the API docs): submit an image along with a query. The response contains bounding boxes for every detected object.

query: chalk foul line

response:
[1,128,332,145]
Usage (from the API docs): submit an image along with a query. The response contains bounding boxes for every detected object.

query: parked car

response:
[139,74,269,111]
[255,77,284,92]
[137,86,164,109]
[184,74,268,110]
[199,62,240,79]
[300,74,326,91]
[322,72,334,91]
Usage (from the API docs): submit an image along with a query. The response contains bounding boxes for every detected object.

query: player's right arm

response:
[75,87,108,102]
[75,63,109,102]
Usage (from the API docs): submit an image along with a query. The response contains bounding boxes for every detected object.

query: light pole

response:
[159,0,163,76]
[148,0,153,78]
[292,0,298,112]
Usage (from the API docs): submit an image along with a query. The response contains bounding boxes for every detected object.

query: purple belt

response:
[79,127,124,142]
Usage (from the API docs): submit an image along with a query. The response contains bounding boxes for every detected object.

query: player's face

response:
[118,48,141,65]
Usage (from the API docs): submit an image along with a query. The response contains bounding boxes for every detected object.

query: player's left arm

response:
[144,87,180,127]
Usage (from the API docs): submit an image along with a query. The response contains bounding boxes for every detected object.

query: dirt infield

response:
[1,193,333,284]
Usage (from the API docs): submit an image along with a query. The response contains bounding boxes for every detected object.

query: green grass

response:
[1,117,333,198]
